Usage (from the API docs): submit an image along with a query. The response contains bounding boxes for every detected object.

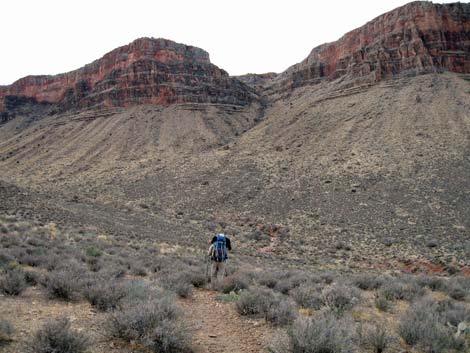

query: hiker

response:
[208,230,232,287]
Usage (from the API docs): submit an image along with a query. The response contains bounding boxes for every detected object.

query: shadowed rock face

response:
[0,38,256,112]
[274,2,470,90]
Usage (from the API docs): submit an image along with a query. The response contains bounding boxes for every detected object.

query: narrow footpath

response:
[180,289,275,353]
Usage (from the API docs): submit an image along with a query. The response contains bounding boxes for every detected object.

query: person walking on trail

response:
[208,230,232,288]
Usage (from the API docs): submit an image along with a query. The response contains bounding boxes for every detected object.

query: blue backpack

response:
[213,233,228,262]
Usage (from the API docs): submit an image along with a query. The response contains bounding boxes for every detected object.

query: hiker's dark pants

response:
[210,261,226,287]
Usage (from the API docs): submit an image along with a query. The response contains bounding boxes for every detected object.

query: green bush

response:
[85,246,103,257]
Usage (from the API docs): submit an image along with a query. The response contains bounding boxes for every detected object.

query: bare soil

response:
[180,289,275,353]
[0,285,275,353]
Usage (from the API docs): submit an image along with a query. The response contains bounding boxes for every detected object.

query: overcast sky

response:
[0,0,457,85]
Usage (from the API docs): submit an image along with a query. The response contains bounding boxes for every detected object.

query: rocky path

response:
[180,289,275,353]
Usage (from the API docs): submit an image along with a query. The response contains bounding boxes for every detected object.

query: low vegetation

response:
[0,267,28,296]
[28,317,90,353]
[109,297,192,353]
[0,320,14,345]
[269,311,356,353]
[1,214,470,353]
[398,296,466,352]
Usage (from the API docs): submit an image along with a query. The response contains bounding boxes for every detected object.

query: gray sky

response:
[0,0,456,85]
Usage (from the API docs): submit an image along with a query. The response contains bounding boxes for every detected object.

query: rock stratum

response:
[0,38,256,116]
[273,1,469,91]
[1,2,469,117]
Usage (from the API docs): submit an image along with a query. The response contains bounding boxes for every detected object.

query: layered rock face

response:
[276,2,470,90]
[0,38,256,113]
[1,2,468,115]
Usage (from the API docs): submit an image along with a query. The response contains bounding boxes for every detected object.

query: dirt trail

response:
[180,289,275,353]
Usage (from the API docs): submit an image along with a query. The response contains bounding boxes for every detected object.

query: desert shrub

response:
[28,317,90,353]
[85,245,103,258]
[269,311,356,353]
[99,265,126,280]
[335,241,351,251]
[378,279,424,301]
[274,271,311,294]
[142,319,192,353]
[109,297,191,352]
[352,273,384,290]
[44,255,62,271]
[236,287,277,317]
[160,272,193,298]
[0,267,27,295]
[291,283,324,309]
[374,293,393,312]
[123,280,154,302]
[416,275,447,292]
[18,251,47,267]
[398,297,465,352]
[0,223,8,234]
[130,262,148,276]
[24,270,40,286]
[0,250,14,268]
[266,298,298,326]
[361,325,393,353]
[445,279,467,301]
[85,256,102,272]
[42,268,81,301]
[322,284,361,315]
[319,271,335,285]
[258,271,280,289]
[246,230,270,241]
[167,266,208,289]
[216,291,241,302]
[0,320,14,344]
[150,256,173,273]
[216,274,248,294]
[82,280,126,311]
[434,298,469,327]
[109,297,180,340]
[186,271,206,288]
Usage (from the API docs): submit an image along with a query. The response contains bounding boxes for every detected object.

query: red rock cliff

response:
[0,38,255,112]
[277,2,469,89]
